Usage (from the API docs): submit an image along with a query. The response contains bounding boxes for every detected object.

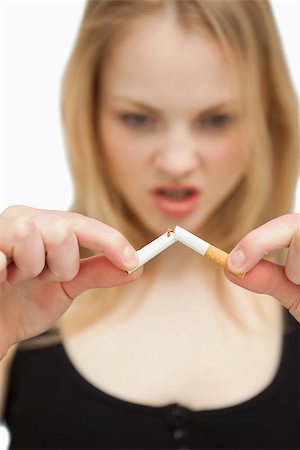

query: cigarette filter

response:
[174,226,246,278]
[127,230,177,274]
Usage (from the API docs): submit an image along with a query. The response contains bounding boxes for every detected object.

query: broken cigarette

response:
[127,226,246,278]
[127,229,177,274]
[174,226,246,278]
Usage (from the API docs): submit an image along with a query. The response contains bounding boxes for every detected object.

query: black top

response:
[3,311,300,450]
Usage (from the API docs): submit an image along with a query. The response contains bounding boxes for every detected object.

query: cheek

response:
[204,131,245,179]
[100,120,147,186]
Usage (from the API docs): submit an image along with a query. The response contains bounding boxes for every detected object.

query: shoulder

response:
[0,328,61,418]
[17,328,62,351]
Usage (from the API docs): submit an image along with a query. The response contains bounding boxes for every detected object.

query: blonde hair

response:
[59,0,299,333]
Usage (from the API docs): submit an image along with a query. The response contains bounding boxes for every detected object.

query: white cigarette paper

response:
[174,225,209,255]
[127,230,177,274]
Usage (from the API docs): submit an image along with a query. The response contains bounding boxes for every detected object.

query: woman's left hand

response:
[225,214,300,323]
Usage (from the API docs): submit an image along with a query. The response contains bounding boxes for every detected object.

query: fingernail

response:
[227,249,246,271]
[123,246,139,270]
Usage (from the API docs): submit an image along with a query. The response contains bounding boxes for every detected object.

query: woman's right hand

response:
[0,206,142,357]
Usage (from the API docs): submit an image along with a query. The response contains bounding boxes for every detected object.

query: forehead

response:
[101,13,238,111]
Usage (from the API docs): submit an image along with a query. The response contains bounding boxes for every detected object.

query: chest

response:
[64,302,283,410]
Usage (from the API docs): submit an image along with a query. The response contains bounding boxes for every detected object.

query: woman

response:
[0,1,299,448]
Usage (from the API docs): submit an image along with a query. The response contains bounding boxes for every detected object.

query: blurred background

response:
[0,1,299,448]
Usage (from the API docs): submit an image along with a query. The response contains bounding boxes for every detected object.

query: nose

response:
[153,127,200,179]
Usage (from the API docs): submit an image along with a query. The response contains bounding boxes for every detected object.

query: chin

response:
[128,199,211,238]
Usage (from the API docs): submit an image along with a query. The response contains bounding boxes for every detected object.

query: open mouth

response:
[152,186,200,217]
[157,188,195,201]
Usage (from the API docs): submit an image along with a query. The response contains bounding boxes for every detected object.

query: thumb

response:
[61,255,143,299]
[225,259,300,322]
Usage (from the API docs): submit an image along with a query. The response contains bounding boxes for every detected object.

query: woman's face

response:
[99,14,246,236]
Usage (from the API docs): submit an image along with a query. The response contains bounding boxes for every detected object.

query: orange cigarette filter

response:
[174,226,246,279]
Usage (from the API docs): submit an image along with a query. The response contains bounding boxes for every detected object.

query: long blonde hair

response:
[62,0,298,248]
[59,0,299,333]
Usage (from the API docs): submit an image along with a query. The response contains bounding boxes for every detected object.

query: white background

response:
[0,1,299,448]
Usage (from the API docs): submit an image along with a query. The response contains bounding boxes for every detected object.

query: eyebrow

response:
[109,96,161,114]
[109,95,239,116]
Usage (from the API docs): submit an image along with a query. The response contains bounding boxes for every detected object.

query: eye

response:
[200,114,231,129]
[121,113,153,128]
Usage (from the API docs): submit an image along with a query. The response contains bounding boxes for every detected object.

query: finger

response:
[225,259,300,322]
[39,221,80,282]
[2,208,139,271]
[61,255,144,300]
[0,251,8,283]
[67,214,138,271]
[0,217,45,284]
[227,214,300,273]
[285,227,300,284]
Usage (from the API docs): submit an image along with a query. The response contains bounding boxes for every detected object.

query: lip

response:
[151,185,201,217]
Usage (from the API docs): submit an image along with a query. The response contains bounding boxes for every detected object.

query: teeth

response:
[160,190,192,200]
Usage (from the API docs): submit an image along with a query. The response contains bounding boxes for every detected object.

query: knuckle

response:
[12,216,36,240]
[67,211,85,226]
[282,213,300,226]
[110,230,127,248]
[279,214,300,237]
[68,211,82,221]
[1,205,29,218]
[47,220,72,245]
